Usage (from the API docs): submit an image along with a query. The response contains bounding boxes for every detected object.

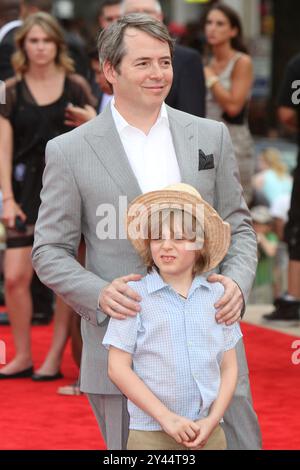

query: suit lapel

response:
[84,106,141,202]
[84,105,199,200]
[167,106,199,186]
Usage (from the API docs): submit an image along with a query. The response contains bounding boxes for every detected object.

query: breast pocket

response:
[193,168,216,204]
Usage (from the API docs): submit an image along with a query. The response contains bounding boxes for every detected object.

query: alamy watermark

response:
[291,339,300,365]
[95,197,205,250]
[0,80,6,104]
[0,340,6,365]
[291,80,300,105]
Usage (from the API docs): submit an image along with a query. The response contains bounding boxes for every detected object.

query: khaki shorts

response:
[127,425,227,450]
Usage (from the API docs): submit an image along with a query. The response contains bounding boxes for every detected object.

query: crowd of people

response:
[0,0,299,451]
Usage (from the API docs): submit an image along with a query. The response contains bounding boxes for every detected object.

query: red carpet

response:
[240,322,300,450]
[0,322,106,450]
[0,320,299,450]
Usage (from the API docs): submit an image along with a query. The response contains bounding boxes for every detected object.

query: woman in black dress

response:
[0,12,96,377]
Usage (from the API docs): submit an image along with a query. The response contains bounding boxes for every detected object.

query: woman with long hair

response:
[203,3,254,204]
[0,12,96,378]
[253,148,293,205]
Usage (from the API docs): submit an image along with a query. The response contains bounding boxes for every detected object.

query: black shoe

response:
[0,313,9,325]
[273,296,300,308]
[263,298,300,322]
[31,371,63,381]
[0,366,34,379]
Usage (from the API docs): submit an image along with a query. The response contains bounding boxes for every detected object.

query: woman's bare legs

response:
[34,296,72,375]
[288,260,300,299]
[0,246,33,374]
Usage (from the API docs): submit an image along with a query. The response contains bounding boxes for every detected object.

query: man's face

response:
[99,4,121,29]
[123,0,163,20]
[104,27,172,113]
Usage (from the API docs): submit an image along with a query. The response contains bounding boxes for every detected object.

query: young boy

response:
[103,183,242,450]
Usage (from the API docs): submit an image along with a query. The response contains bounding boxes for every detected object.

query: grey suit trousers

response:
[87,394,130,450]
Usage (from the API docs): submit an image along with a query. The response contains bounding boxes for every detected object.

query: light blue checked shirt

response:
[103,269,242,431]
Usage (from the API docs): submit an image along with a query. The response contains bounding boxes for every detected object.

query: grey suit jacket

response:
[32,105,257,394]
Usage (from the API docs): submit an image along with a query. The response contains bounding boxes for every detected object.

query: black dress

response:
[0,74,96,248]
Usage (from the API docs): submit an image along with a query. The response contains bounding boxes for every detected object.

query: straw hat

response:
[126,183,231,272]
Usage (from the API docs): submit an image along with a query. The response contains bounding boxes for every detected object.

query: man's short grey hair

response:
[120,0,162,15]
[97,13,174,72]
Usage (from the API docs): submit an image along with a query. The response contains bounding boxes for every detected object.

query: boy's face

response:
[150,225,197,280]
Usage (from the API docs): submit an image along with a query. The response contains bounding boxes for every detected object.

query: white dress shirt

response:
[0,20,22,43]
[111,100,181,193]
[99,93,112,113]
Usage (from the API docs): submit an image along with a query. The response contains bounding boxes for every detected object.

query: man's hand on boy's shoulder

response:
[99,274,142,320]
[208,274,244,326]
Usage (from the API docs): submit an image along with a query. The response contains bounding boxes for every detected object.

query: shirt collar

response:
[146,269,169,294]
[145,269,212,296]
[0,20,22,43]
[189,275,213,296]
[110,98,169,135]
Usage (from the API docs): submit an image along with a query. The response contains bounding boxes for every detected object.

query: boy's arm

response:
[206,348,238,426]
[108,346,200,444]
[183,348,238,449]
[257,233,278,258]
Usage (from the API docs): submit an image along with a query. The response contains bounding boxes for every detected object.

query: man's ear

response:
[102,60,117,86]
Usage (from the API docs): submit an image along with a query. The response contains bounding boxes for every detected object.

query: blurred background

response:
[50,0,298,143]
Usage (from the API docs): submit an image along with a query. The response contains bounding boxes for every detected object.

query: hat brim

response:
[126,190,231,272]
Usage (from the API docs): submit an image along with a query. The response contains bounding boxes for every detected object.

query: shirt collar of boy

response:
[146,269,212,297]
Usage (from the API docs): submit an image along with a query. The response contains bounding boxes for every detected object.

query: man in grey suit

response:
[32,14,261,450]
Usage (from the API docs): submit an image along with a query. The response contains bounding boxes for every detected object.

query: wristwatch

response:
[206,75,219,89]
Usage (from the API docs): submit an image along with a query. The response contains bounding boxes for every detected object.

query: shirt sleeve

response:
[0,79,17,122]
[102,314,141,354]
[222,323,243,351]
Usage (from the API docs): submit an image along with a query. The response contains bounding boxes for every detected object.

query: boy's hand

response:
[208,274,244,325]
[182,417,215,450]
[159,412,200,444]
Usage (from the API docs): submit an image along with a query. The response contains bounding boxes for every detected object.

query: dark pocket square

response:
[198,149,214,171]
